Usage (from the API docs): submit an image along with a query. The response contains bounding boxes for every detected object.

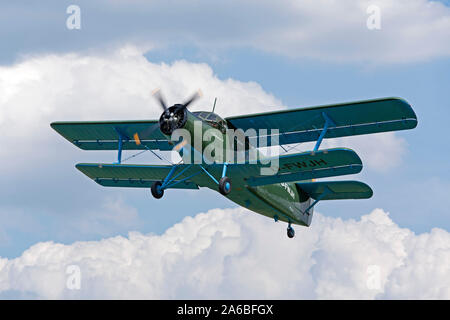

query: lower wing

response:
[75,147,363,190]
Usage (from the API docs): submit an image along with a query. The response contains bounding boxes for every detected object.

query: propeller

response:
[133,89,202,145]
[152,88,168,113]
[178,90,202,111]
[153,89,202,114]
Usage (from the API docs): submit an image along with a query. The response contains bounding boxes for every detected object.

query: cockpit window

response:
[201,112,209,119]
[192,111,228,132]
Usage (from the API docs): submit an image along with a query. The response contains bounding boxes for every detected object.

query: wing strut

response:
[160,164,200,189]
[313,112,336,152]
[304,186,332,215]
[113,127,130,164]
[156,161,229,191]
[199,162,228,185]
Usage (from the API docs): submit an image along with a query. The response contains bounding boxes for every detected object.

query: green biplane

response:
[51,92,417,238]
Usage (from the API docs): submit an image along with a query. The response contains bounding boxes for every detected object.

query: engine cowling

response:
[159,104,188,136]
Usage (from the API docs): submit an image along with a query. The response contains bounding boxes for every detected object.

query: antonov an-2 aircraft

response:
[51,91,417,238]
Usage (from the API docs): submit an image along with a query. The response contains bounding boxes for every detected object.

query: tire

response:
[287,226,295,238]
[219,176,232,195]
[151,181,164,199]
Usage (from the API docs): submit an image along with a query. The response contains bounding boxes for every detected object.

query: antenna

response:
[212,97,217,113]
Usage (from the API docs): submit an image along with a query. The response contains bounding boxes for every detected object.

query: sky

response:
[0,0,449,299]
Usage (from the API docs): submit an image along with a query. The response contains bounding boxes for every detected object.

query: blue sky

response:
[0,0,449,299]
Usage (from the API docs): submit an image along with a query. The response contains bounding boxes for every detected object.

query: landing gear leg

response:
[287,221,295,238]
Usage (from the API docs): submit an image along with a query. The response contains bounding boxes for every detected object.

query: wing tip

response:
[75,163,101,172]
[356,181,373,199]
[49,121,62,131]
[390,96,418,121]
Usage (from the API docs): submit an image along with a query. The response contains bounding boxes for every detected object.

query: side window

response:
[208,121,219,129]
[220,120,227,134]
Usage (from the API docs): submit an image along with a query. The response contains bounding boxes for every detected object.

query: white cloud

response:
[0,207,448,299]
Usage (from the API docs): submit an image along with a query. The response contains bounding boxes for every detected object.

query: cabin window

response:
[193,111,228,133]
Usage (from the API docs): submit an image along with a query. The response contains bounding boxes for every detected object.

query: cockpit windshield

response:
[192,111,228,132]
[192,111,253,150]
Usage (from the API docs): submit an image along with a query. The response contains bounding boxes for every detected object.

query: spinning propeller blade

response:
[152,88,168,112]
[133,89,202,145]
[182,89,202,109]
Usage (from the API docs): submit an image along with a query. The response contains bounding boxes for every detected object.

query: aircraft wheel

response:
[287,226,295,238]
[219,177,232,195]
[151,181,164,199]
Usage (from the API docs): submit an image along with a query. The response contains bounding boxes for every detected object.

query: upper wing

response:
[226,97,417,146]
[51,120,172,150]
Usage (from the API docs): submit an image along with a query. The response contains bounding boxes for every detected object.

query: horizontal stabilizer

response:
[296,180,373,200]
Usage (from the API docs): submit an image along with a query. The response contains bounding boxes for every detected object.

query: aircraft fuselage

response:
[170,110,314,226]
